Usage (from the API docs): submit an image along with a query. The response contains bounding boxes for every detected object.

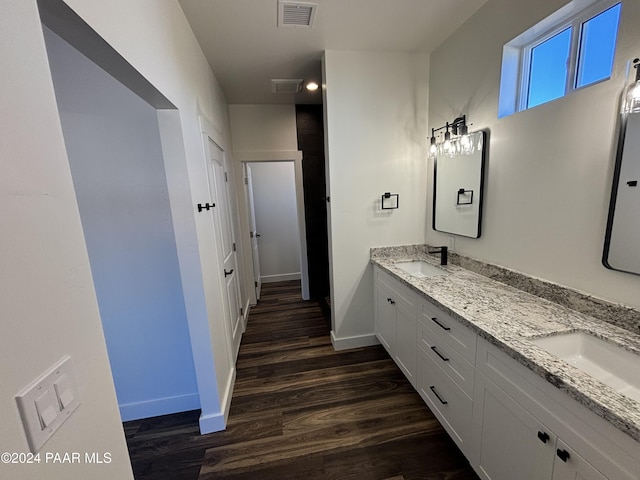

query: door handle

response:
[256,233,261,237]
[224,269,234,277]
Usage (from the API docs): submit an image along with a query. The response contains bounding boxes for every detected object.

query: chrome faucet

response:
[428,246,448,265]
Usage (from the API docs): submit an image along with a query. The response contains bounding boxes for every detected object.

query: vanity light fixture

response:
[622,58,640,114]
[429,115,474,157]
[306,81,319,91]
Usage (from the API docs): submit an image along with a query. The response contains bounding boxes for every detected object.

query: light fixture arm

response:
[429,115,469,146]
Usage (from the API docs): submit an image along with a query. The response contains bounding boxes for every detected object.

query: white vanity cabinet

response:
[373,267,418,386]
[416,299,477,455]
[372,263,640,480]
[472,337,639,480]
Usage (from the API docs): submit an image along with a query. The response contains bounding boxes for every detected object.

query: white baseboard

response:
[330,331,380,351]
[198,411,226,434]
[199,366,236,434]
[119,392,200,422]
[242,298,251,331]
[261,272,301,284]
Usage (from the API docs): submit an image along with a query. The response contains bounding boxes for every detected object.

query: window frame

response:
[499,0,622,117]
[519,24,575,110]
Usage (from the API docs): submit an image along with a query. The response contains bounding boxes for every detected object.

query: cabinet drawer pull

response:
[556,449,570,462]
[429,386,448,405]
[430,345,449,362]
[537,431,550,443]
[431,317,451,331]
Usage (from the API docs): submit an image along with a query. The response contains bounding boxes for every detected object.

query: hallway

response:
[125,281,478,479]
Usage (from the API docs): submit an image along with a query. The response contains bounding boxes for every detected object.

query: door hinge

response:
[240,307,243,316]
[244,177,248,185]
[224,172,228,182]
[255,281,258,287]
[233,242,236,252]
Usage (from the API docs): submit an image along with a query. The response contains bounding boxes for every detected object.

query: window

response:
[499,0,621,117]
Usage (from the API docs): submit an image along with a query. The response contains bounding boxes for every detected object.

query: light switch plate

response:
[16,356,80,452]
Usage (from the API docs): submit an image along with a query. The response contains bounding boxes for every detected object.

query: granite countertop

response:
[371,245,640,443]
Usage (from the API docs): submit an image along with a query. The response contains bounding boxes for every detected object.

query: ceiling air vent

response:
[271,79,303,93]
[278,1,317,28]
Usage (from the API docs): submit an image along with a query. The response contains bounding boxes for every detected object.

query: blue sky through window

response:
[525,2,621,110]
[527,28,571,109]
[576,3,621,88]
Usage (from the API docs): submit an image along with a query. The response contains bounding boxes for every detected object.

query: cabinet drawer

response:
[417,346,473,453]
[418,324,475,398]
[420,300,477,363]
[376,268,417,311]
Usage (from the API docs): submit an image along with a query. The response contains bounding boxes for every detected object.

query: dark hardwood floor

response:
[125,281,479,480]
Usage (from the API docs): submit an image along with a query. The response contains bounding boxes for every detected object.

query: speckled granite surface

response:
[371,244,640,443]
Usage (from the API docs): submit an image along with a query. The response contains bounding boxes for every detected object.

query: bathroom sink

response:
[531,331,640,402]
[394,260,448,278]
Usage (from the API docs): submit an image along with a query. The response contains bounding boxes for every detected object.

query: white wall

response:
[56,0,243,434]
[229,104,298,152]
[0,1,133,478]
[249,162,302,282]
[427,0,640,309]
[44,27,199,421]
[0,0,241,475]
[323,50,430,349]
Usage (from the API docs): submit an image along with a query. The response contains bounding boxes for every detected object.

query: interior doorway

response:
[42,25,199,421]
[246,162,302,291]
[296,105,330,303]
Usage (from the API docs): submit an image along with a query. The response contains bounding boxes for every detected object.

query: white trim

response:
[234,150,302,162]
[198,114,225,151]
[199,366,236,434]
[235,155,310,301]
[242,297,251,330]
[330,331,380,351]
[261,272,302,283]
[119,393,200,421]
[198,412,226,434]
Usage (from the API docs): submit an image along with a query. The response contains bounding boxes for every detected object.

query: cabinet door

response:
[395,300,416,386]
[472,372,555,480]
[552,440,607,480]
[375,281,396,352]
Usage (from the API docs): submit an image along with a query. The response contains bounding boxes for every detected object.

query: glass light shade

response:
[622,81,640,114]
[460,134,473,154]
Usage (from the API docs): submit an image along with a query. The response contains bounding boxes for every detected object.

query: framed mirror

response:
[433,130,486,238]
[603,113,640,276]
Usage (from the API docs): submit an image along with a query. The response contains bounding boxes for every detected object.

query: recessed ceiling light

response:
[306,82,319,91]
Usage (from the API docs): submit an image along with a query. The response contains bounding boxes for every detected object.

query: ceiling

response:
[178,0,487,105]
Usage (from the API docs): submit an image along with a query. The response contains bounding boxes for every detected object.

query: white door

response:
[246,165,261,300]
[207,139,243,359]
